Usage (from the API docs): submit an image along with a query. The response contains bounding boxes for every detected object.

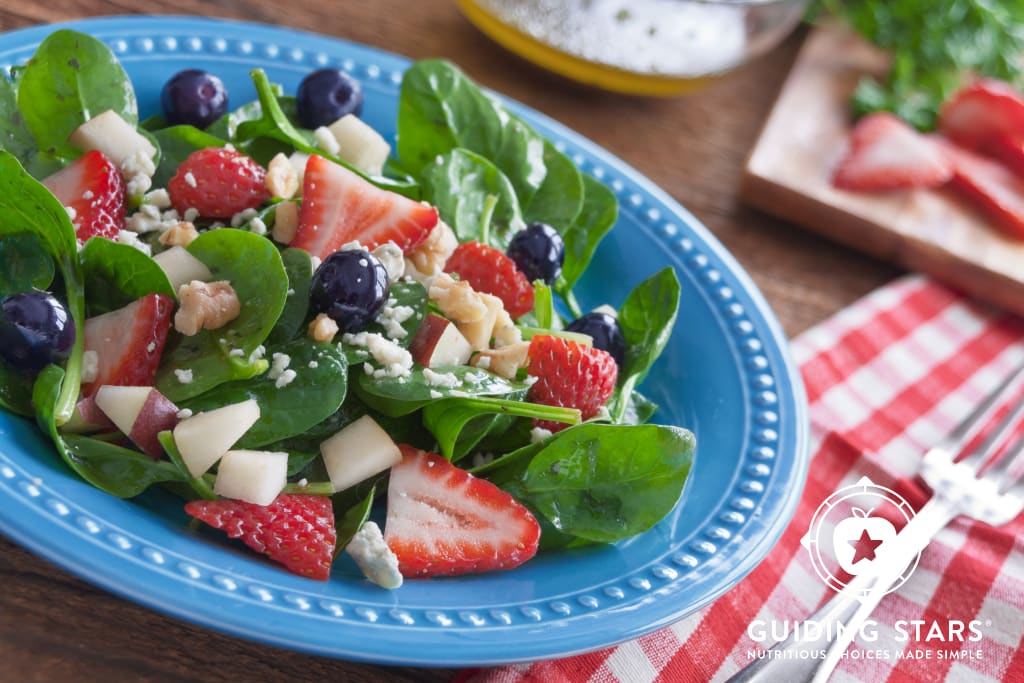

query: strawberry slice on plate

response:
[833,112,953,191]
[168,147,270,218]
[384,445,540,577]
[292,154,437,260]
[444,240,534,319]
[527,334,618,432]
[938,79,1024,152]
[942,141,1024,239]
[185,494,336,580]
[81,293,174,397]
[41,150,127,242]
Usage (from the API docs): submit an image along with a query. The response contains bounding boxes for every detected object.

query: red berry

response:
[185,494,336,581]
[444,241,534,319]
[42,150,126,242]
[938,79,1024,152]
[168,147,269,218]
[526,335,618,432]
[833,112,953,192]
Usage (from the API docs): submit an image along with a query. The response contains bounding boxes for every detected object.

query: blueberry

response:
[296,69,364,129]
[161,69,229,129]
[506,222,565,285]
[310,250,389,333]
[0,291,75,373]
[566,311,625,368]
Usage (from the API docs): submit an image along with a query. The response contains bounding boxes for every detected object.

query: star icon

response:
[850,529,884,564]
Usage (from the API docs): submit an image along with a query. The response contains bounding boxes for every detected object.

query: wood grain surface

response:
[0,3,901,682]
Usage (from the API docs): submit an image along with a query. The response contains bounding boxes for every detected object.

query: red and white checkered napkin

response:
[459,274,1024,683]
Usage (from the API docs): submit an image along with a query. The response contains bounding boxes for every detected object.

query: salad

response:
[0,29,694,588]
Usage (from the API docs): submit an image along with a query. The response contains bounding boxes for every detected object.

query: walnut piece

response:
[265,152,299,199]
[174,280,241,336]
[308,312,340,343]
[272,200,300,245]
[471,341,530,379]
[428,272,487,323]
[158,221,199,248]
[405,219,457,282]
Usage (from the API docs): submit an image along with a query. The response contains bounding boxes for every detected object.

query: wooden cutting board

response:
[742,25,1024,318]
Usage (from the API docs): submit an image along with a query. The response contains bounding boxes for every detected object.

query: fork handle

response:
[727,498,956,683]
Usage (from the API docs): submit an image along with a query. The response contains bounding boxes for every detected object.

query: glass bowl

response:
[457,0,811,96]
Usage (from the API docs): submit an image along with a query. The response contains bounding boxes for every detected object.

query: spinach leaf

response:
[421,148,524,248]
[556,174,618,304]
[334,485,376,556]
[267,247,313,345]
[498,423,695,543]
[0,74,36,163]
[355,366,526,417]
[340,281,428,365]
[422,396,579,460]
[0,152,84,424]
[155,229,288,401]
[0,362,33,416]
[79,237,174,315]
[17,30,136,161]
[523,141,584,228]
[150,125,226,188]
[179,338,347,448]
[33,365,185,497]
[0,232,54,294]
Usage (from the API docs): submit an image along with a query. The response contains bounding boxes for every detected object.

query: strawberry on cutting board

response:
[832,112,953,191]
[526,334,617,432]
[81,293,174,397]
[185,494,336,580]
[384,445,540,577]
[938,79,1024,152]
[291,154,437,260]
[444,240,534,319]
[941,141,1024,240]
[168,147,269,218]
[42,150,127,242]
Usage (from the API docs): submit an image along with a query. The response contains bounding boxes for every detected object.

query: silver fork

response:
[729,364,1024,683]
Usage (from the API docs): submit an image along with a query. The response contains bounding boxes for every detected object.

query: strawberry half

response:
[942,140,1024,239]
[81,293,174,397]
[444,240,534,319]
[833,112,953,191]
[42,150,127,242]
[384,445,540,577]
[292,154,437,260]
[526,334,617,432]
[185,494,336,581]
[168,147,270,218]
[938,79,1024,152]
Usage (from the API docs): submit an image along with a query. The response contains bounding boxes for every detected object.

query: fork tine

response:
[984,431,1024,493]
[960,391,1024,470]
[947,362,1024,466]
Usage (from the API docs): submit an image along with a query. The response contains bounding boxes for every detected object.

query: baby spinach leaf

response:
[618,266,681,382]
[79,237,174,316]
[499,423,695,543]
[340,281,428,365]
[523,141,584,229]
[557,174,618,300]
[150,125,226,188]
[421,148,524,248]
[0,232,54,294]
[334,485,376,556]
[0,362,34,416]
[355,366,526,417]
[267,248,313,345]
[17,30,136,161]
[0,75,36,163]
[179,338,347,448]
[155,229,288,401]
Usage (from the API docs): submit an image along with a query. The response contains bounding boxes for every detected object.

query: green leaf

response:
[150,125,227,188]
[523,141,584,229]
[0,74,36,163]
[157,430,217,500]
[0,361,34,416]
[0,232,54,294]
[618,267,681,382]
[339,281,428,365]
[355,366,526,416]
[79,237,174,315]
[155,229,288,401]
[557,174,617,297]
[334,485,376,557]
[267,247,313,345]
[17,30,136,160]
[179,338,348,448]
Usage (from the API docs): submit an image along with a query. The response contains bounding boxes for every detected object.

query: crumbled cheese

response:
[475,355,491,370]
[228,348,245,357]
[472,452,496,468]
[308,360,319,369]
[144,188,171,208]
[183,208,200,222]
[176,408,193,420]
[524,375,539,386]
[377,302,415,340]
[230,207,259,228]
[146,341,156,353]
[530,426,554,443]
[126,173,152,196]
[345,521,403,590]
[345,331,413,378]
[267,352,292,380]
[174,368,194,384]
[184,171,198,188]
[248,344,266,364]
[117,230,152,255]
[310,256,322,271]
[82,190,94,200]
[249,216,267,236]
[81,350,99,383]
[65,206,77,221]
[429,389,443,399]
[274,369,297,388]
[422,368,460,388]
[297,477,309,487]
[313,126,341,156]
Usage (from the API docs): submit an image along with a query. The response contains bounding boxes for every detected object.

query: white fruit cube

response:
[320,415,402,492]
[153,246,213,291]
[409,313,474,368]
[173,399,260,478]
[213,450,288,506]
[68,110,157,171]
[327,114,391,176]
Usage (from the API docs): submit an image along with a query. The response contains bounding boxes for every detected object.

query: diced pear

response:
[94,385,180,458]
[68,110,157,170]
[409,313,474,367]
[153,246,213,291]
[288,152,310,196]
[173,399,260,478]
[327,114,391,176]
[320,415,401,492]
[213,450,288,505]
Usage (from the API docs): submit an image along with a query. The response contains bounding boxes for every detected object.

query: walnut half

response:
[174,280,241,336]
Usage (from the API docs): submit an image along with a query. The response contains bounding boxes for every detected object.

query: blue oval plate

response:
[0,16,809,667]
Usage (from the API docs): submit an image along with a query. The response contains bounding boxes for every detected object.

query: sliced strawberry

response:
[168,147,269,218]
[384,445,540,577]
[185,494,336,580]
[42,150,126,242]
[526,334,617,432]
[833,112,953,191]
[938,79,1024,152]
[81,294,174,397]
[985,133,1024,177]
[444,241,534,319]
[292,155,437,260]
[942,140,1024,239]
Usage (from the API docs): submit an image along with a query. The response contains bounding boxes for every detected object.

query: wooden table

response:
[0,2,902,681]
